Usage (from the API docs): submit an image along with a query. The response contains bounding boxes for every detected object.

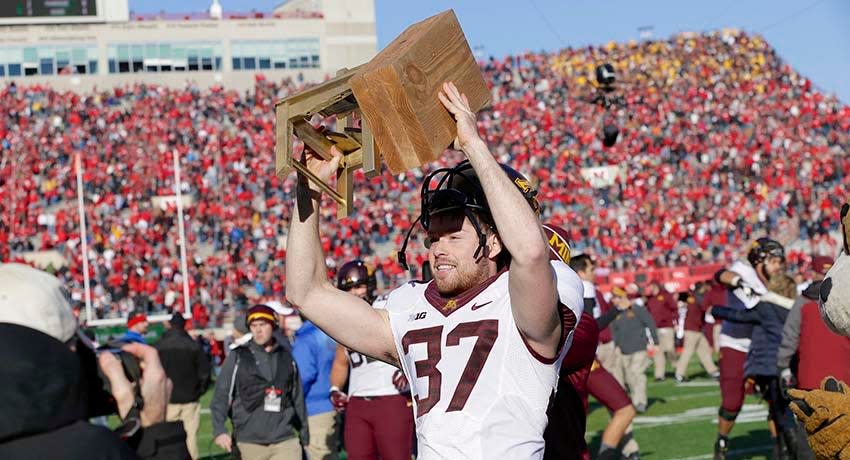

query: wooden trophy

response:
[275,9,490,218]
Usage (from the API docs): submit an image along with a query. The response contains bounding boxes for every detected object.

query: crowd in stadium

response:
[2,29,849,323]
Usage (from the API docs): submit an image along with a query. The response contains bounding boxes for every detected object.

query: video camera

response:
[591,63,626,147]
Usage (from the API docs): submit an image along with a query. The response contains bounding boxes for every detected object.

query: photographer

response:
[0,263,190,460]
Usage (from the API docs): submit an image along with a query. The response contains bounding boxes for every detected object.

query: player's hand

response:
[301,143,343,187]
[779,368,797,398]
[214,433,233,452]
[392,369,410,393]
[438,81,481,151]
[329,388,349,413]
[98,342,172,427]
[735,278,754,297]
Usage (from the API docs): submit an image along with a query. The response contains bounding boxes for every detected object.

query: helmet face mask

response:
[747,237,785,267]
[398,160,538,271]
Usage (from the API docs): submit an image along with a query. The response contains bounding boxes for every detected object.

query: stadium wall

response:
[0,0,376,91]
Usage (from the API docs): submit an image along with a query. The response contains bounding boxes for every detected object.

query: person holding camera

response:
[0,263,190,460]
[210,304,309,460]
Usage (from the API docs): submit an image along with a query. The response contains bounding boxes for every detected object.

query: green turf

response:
[123,357,775,459]
[585,359,775,459]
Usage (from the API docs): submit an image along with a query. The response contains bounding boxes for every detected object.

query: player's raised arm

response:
[285,146,398,366]
[438,81,561,358]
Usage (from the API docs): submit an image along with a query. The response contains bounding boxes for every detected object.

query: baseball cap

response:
[0,263,77,342]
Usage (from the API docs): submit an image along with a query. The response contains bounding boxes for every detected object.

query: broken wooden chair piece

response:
[275,9,489,219]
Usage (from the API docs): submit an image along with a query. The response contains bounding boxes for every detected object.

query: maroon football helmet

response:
[542,223,572,264]
[336,260,377,303]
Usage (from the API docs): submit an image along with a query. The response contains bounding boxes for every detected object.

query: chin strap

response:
[465,209,488,261]
[397,214,422,271]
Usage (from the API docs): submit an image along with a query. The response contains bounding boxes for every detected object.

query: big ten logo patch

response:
[408,311,428,321]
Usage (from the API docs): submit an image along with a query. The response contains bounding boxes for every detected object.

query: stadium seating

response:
[2,29,848,322]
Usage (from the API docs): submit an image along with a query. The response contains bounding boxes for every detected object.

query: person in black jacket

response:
[210,304,309,459]
[0,263,190,460]
[711,272,799,459]
[156,313,211,459]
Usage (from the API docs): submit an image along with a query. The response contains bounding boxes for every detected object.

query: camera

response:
[591,63,625,147]
[595,63,616,90]
[96,339,143,390]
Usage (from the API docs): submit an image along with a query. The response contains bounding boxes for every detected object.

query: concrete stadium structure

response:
[0,0,376,91]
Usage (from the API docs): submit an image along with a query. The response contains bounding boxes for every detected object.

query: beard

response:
[434,259,491,297]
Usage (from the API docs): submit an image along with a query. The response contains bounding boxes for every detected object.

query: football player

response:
[286,81,583,459]
[712,237,784,460]
[327,260,414,460]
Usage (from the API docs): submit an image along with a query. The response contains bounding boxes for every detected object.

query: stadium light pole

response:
[172,149,192,318]
[74,153,93,324]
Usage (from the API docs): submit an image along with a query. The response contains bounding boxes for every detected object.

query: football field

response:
[174,359,775,459]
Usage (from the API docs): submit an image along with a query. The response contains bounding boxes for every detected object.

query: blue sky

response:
[131,0,850,103]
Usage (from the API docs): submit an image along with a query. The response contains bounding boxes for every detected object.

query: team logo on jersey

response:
[444,299,458,311]
[514,177,532,193]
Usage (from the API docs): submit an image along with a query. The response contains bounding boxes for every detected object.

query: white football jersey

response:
[348,295,407,397]
[385,261,583,460]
